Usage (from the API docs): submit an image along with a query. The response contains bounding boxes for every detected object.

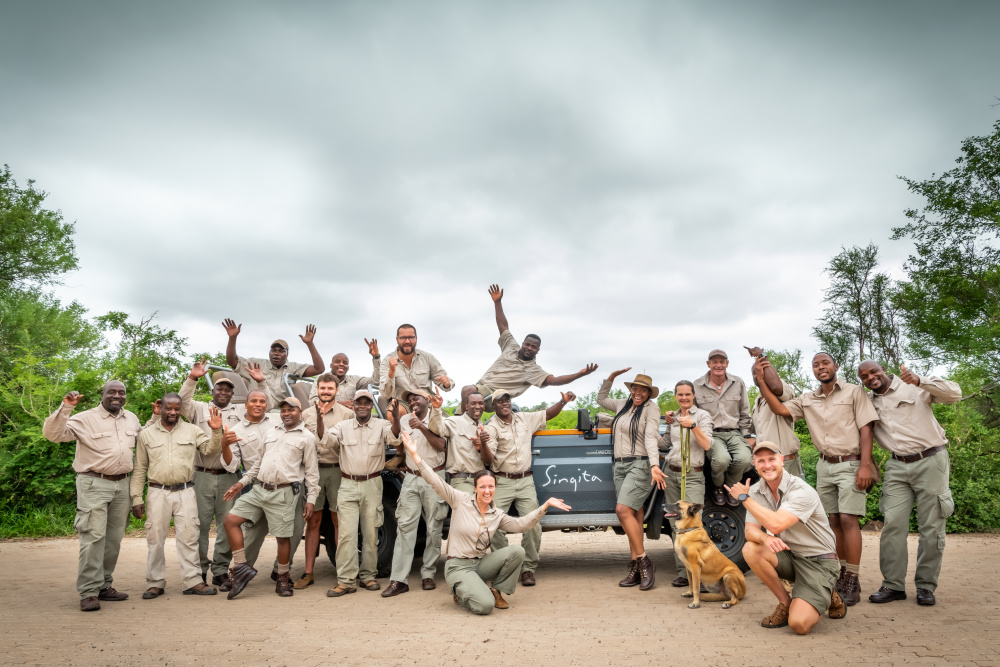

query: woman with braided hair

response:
[660,380,714,587]
[598,368,667,591]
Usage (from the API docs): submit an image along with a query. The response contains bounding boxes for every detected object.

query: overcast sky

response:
[2,1,998,404]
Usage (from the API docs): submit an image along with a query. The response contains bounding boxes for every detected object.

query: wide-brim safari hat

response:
[624,374,659,400]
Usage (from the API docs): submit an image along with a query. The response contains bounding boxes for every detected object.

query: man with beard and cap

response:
[222,318,326,410]
[131,394,225,599]
[429,386,492,494]
[324,390,401,598]
[484,389,577,586]
[222,396,319,599]
[43,381,142,612]
[381,390,450,597]
[295,373,355,589]
[857,361,962,607]
[744,346,805,479]
[309,339,382,408]
[379,323,454,410]
[473,285,598,411]
[756,353,879,607]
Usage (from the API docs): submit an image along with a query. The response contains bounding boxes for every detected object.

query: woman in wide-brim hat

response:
[597,368,667,592]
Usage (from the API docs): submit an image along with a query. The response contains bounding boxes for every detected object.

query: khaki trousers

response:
[74,474,131,598]
[709,432,752,487]
[243,489,305,570]
[336,477,383,586]
[194,470,238,578]
[784,454,805,479]
[389,471,447,583]
[449,476,476,495]
[445,545,525,615]
[145,486,202,590]
[664,472,706,577]
[490,475,541,573]
[879,451,955,593]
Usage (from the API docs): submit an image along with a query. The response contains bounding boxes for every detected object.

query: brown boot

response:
[520,571,536,587]
[761,602,789,628]
[275,571,293,597]
[829,588,847,619]
[213,574,232,592]
[835,565,846,594]
[638,555,656,591]
[227,563,258,600]
[618,559,640,587]
[841,572,861,606]
[80,596,100,612]
[490,588,509,610]
[98,587,128,601]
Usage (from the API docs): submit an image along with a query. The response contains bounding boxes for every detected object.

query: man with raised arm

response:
[379,323,454,407]
[756,353,879,606]
[857,361,962,607]
[43,381,141,612]
[475,284,597,411]
[745,346,804,479]
[485,389,577,586]
[429,387,492,494]
[222,318,325,410]
[309,338,382,407]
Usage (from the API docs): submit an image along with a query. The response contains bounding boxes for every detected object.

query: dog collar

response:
[675,527,699,534]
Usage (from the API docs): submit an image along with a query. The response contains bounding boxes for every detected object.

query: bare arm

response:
[488,284,508,334]
[542,365,599,387]
[222,319,241,369]
[300,325,325,377]
[760,358,784,396]
[544,392,575,421]
[755,358,792,418]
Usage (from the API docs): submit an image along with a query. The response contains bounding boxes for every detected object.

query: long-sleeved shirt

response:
[484,410,547,474]
[476,330,551,399]
[301,402,355,464]
[309,356,381,404]
[597,379,661,464]
[43,403,141,476]
[324,417,399,477]
[428,406,486,474]
[177,377,245,469]
[240,422,321,504]
[752,380,800,457]
[235,355,312,410]
[869,375,962,456]
[131,421,221,504]
[784,379,879,457]
[379,348,451,402]
[417,458,546,559]
[223,414,277,474]
[401,410,446,470]
[693,372,753,437]
[658,406,713,469]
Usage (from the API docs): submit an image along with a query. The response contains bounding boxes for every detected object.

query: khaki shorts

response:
[613,459,652,511]
[314,465,343,512]
[775,550,840,615]
[816,459,867,516]
[230,484,296,538]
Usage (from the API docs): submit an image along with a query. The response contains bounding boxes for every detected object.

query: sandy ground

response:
[1,530,999,666]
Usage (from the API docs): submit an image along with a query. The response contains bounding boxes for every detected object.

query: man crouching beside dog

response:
[727,442,847,634]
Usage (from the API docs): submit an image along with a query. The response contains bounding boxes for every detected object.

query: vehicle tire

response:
[701,503,749,572]
[320,508,337,565]
[358,496,397,579]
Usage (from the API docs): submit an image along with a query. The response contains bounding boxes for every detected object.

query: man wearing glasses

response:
[379,324,454,411]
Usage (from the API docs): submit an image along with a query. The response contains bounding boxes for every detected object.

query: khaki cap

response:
[624,374,659,400]
[271,339,289,351]
[354,389,375,402]
[491,389,513,402]
[400,389,427,403]
[279,396,302,409]
[708,349,728,360]
[211,371,235,387]
[752,441,781,455]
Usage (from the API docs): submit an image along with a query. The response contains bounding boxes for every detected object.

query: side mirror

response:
[577,409,598,440]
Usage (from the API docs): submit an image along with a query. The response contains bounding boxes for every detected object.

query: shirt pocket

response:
[413,365,431,387]
[281,438,306,468]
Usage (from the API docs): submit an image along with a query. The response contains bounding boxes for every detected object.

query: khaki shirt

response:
[870,375,962,455]
[752,380,800,457]
[746,471,838,557]
[784,379,879,457]
[428,406,486,474]
[131,421,221,504]
[177,377,245,469]
[659,407,713,469]
[401,410,446,470]
[484,410,548,474]
[693,372,752,436]
[325,417,399,477]
[241,422,321,504]
[301,402,356,464]
[223,414,278,474]
[235,355,312,410]
[417,459,546,559]
[308,356,382,404]
[597,379,661,464]
[379,349,451,402]
[476,330,551,399]
[43,403,141,476]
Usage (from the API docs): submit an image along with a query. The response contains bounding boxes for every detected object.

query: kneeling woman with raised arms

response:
[398,431,570,614]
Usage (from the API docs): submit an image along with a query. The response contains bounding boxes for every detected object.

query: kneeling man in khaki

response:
[731,442,846,635]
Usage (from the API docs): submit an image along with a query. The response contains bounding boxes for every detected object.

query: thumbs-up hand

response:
[899,364,920,386]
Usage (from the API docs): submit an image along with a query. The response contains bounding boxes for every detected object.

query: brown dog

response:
[665,501,747,609]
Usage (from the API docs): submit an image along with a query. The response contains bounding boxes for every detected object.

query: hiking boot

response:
[422,578,436,591]
[98,587,128,601]
[671,576,689,588]
[761,602,789,628]
[916,588,936,606]
[869,587,906,604]
[841,572,861,607]
[618,559,640,587]
[829,588,847,619]
[491,588,509,610]
[183,582,218,596]
[835,566,846,594]
[520,571,536,587]
[293,572,314,590]
[275,571,293,597]
[638,555,656,591]
[227,563,258,600]
[212,574,232,592]
[712,488,726,506]
[80,596,100,612]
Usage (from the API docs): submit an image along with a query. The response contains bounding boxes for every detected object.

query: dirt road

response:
[2,531,998,666]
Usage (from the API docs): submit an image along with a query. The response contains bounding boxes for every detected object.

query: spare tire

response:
[701,503,749,572]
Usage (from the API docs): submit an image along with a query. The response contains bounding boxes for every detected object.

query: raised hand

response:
[436,374,452,390]
[400,431,419,461]
[300,324,317,345]
[208,405,223,430]
[365,338,379,357]
[222,426,241,447]
[900,364,920,386]
[478,424,490,446]
[389,399,401,424]
[544,497,572,512]
[189,357,209,380]
[579,363,598,377]
[561,391,577,404]
[151,399,162,416]
[488,284,504,302]
[607,367,632,381]
[724,478,753,499]
[677,412,695,429]
[246,362,265,383]
[429,387,443,409]
[223,482,244,501]
[62,391,82,407]
[744,345,764,358]
[388,356,398,378]
[222,318,241,337]
[408,414,422,429]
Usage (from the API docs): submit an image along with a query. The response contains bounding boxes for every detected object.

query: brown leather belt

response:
[613,456,640,463]
[318,463,340,469]
[450,472,476,479]
[344,471,381,482]
[149,481,194,491]
[808,552,839,560]
[891,444,946,463]
[261,482,293,491]
[195,466,228,475]
[668,464,703,472]
[402,464,445,475]
[784,453,799,461]
[493,469,533,480]
[81,470,128,481]
[820,453,861,464]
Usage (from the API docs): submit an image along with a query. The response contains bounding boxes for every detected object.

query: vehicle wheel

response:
[358,496,397,579]
[320,508,337,565]
[701,503,749,572]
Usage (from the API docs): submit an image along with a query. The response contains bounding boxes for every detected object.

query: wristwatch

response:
[737,493,749,503]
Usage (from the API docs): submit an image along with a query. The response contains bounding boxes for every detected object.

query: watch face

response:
[738,493,749,502]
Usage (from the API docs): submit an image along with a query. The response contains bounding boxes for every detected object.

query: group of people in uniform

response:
[42,285,961,634]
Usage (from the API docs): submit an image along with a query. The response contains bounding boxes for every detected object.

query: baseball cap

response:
[491,389,513,402]
[752,441,781,455]
[279,396,302,409]
[354,389,375,402]
[211,371,235,387]
[271,339,289,351]
[707,349,728,360]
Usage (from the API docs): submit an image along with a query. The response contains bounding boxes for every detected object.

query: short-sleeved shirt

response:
[401,410,446,470]
[428,406,485,474]
[752,380,800,457]
[325,417,399,477]
[42,403,141,476]
[693,372,753,436]
[870,375,962,456]
[746,472,837,557]
[596,379,661,464]
[240,422,321,504]
[131,421,220,504]
[308,356,382,404]
[223,414,278,474]
[235,355,312,410]
[476,330,551,399]
[784,379,879,457]
[177,377,245,469]
[485,410,548,474]
[301,402,355,464]
[660,407,713,469]
[379,348,451,402]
